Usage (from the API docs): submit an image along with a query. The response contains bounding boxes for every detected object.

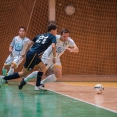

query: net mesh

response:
[0,0,48,73]
[56,0,117,75]
[0,0,117,76]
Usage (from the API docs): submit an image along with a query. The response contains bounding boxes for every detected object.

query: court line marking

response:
[59,82,117,88]
[28,82,117,114]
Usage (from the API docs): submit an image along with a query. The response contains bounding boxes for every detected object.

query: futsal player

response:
[2,27,30,84]
[18,28,79,90]
[0,23,57,88]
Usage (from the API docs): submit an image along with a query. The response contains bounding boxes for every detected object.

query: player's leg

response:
[2,54,13,76]
[19,55,46,90]
[0,52,36,88]
[0,67,29,88]
[19,61,46,90]
[40,65,62,85]
[22,57,48,83]
[7,56,24,75]
[40,59,62,85]
[22,62,46,83]
[34,57,53,90]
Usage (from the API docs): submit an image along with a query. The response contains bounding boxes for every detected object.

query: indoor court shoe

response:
[4,80,8,86]
[18,78,26,90]
[0,75,5,88]
[35,84,47,91]
[39,84,47,91]
[35,86,40,90]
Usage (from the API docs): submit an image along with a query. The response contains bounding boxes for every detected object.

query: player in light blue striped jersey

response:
[2,27,30,84]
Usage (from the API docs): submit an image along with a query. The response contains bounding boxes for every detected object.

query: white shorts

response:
[4,54,24,68]
[41,57,62,69]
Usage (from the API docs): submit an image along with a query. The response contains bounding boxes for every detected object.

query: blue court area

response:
[0,82,117,117]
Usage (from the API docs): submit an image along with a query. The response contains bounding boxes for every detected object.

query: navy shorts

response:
[23,51,42,71]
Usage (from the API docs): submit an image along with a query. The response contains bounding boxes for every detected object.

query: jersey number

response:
[36,36,48,44]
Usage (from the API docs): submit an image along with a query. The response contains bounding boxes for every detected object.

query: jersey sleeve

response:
[27,39,31,44]
[10,37,15,47]
[52,36,56,44]
[69,38,77,47]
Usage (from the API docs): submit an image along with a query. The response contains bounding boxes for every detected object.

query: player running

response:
[2,27,30,84]
[18,28,79,90]
[0,23,57,88]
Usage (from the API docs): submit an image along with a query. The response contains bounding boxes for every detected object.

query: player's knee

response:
[54,71,62,78]
[11,63,17,69]
[55,74,62,79]
[3,64,10,69]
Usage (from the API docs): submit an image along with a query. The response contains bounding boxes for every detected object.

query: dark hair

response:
[60,28,70,35]
[19,26,26,31]
[47,23,57,32]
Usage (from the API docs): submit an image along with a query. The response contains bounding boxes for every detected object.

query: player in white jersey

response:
[20,29,79,90]
[2,27,30,83]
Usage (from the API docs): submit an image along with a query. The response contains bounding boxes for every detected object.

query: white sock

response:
[7,68,14,75]
[24,71,38,82]
[41,74,57,84]
[2,68,7,76]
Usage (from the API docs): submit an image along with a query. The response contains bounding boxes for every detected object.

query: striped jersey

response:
[42,35,76,59]
[10,36,30,56]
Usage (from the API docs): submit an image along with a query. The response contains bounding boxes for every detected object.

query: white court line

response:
[28,82,117,114]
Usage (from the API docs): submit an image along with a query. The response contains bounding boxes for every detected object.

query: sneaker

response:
[4,80,8,86]
[35,84,47,91]
[39,84,47,91]
[18,78,26,90]
[0,75,5,88]
[35,86,40,91]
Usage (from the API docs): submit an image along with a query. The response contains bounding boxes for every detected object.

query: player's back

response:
[30,33,56,54]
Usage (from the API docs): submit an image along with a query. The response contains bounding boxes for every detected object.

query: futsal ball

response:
[94,84,104,94]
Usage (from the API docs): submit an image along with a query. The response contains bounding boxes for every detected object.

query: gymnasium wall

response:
[0,0,48,74]
[56,0,117,75]
[0,0,117,76]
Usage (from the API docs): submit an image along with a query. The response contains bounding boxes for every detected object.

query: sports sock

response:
[2,68,7,76]
[7,67,14,75]
[36,72,43,87]
[24,71,38,82]
[40,74,57,84]
[3,72,20,80]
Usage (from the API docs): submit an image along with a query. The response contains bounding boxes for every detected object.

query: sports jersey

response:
[10,36,30,56]
[30,33,56,55]
[42,35,76,59]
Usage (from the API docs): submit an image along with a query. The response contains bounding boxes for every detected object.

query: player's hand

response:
[66,48,72,52]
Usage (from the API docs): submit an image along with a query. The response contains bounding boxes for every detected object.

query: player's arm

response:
[21,40,33,58]
[9,37,15,54]
[51,36,57,63]
[52,43,56,63]
[25,36,36,52]
[9,46,13,53]
[66,38,79,53]
[25,41,34,52]
[67,45,79,53]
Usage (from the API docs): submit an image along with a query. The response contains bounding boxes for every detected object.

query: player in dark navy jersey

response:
[0,23,57,88]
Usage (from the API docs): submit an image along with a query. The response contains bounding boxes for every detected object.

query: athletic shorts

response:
[41,57,62,69]
[23,51,42,71]
[4,54,24,68]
